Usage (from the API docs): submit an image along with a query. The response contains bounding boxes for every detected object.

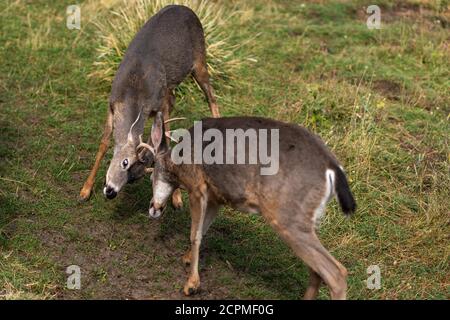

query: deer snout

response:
[103,185,117,199]
[149,198,165,219]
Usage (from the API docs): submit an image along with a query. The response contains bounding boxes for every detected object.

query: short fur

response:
[149,115,356,299]
[79,5,219,201]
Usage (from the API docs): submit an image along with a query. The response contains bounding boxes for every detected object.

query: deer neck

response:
[162,153,205,192]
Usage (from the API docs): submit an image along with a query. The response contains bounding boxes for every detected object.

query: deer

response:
[78,5,220,203]
[139,112,357,299]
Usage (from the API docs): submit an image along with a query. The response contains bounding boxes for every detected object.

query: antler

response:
[163,118,186,143]
[137,118,185,153]
[127,111,142,144]
[144,167,154,174]
[137,134,155,154]
[164,117,186,125]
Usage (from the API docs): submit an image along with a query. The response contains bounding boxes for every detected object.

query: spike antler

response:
[136,118,186,153]
[163,117,186,143]
[164,117,186,125]
[144,167,153,174]
[127,111,142,144]
[137,134,155,154]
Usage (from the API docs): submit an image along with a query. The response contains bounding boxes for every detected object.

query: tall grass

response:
[90,0,248,97]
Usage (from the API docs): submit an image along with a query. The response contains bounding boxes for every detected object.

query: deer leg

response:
[160,89,184,209]
[183,202,219,267]
[192,59,220,118]
[304,267,322,300]
[161,90,172,144]
[268,216,347,300]
[182,249,192,268]
[202,202,219,236]
[183,191,207,295]
[171,190,183,210]
[79,109,113,201]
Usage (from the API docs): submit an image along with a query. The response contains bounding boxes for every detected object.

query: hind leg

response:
[303,267,322,300]
[192,56,220,118]
[267,215,347,300]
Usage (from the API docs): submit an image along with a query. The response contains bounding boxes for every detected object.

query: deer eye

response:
[121,159,129,169]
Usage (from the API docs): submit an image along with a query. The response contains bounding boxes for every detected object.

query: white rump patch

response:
[313,169,336,226]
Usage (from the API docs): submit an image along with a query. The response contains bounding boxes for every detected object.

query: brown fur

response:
[79,5,220,202]
[148,115,356,299]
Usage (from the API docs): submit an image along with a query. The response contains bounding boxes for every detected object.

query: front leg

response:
[79,109,113,201]
[161,90,184,209]
[183,190,207,296]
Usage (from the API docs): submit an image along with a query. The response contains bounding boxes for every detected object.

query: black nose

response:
[104,186,117,199]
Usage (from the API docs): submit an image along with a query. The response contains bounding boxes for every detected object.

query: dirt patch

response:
[385,2,426,21]
[36,206,237,299]
[372,79,402,100]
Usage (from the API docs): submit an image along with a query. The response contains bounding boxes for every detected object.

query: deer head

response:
[139,112,179,218]
[104,109,152,199]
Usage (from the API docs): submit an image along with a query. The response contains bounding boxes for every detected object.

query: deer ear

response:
[151,112,167,153]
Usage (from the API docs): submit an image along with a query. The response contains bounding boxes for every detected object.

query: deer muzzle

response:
[149,198,165,219]
[103,185,117,199]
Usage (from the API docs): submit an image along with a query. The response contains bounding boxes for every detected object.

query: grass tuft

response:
[90,0,250,97]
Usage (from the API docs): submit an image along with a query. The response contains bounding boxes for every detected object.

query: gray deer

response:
[79,5,220,203]
[140,112,356,299]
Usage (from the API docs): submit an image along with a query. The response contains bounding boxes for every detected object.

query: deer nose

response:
[104,186,117,199]
[149,198,164,219]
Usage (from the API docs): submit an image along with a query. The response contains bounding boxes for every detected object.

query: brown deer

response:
[79,5,220,203]
[140,112,356,299]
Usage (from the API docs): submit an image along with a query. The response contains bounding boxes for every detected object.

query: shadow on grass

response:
[160,203,309,299]
[207,214,308,299]
[108,177,154,220]
[0,118,24,248]
[0,196,21,248]
[107,175,309,298]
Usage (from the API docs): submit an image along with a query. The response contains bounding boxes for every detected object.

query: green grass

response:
[0,0,448,299]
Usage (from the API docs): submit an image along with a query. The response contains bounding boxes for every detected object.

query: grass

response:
[0,0,448,299]
[91,0,250,96]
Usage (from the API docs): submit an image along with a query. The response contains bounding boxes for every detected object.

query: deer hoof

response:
[78,189,91,202]
[183,278,200,296]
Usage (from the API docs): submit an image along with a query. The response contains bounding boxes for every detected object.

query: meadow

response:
[0,0,448,299]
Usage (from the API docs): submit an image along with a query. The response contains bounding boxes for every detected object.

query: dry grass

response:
[0,251,56,300]
[90,0,250,95]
